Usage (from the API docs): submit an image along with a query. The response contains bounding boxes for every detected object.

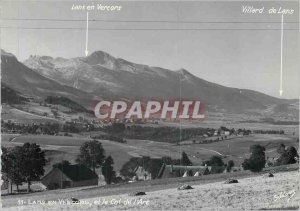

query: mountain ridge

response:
[1,50,98,109]
[1,49,297,114]
[23,51,296,99]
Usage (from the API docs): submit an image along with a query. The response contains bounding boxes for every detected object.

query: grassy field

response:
[2,132,298,174]
[2,168,299,210]
[2,103,298,171]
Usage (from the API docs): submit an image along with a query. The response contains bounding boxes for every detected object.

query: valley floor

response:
[2,170,299,210]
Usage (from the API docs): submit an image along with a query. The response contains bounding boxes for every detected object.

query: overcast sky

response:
[1,1,299,99]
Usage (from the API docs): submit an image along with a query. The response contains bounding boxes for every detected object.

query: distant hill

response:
[1,84,28,104]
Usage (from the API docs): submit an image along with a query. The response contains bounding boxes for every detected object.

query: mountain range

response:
[1,49,298,114]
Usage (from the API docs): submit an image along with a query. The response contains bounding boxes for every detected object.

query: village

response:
[1,119,298,194]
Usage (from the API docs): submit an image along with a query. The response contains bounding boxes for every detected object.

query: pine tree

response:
[102,156,116,184]
[181,151,192,166]
[226,160,234,172]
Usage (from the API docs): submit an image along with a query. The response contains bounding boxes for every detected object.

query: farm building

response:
[156,164,211,179]
[41,164,98,189]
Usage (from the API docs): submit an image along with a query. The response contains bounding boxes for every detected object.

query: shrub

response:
[242,145,266,172]
[276,146,299,166]
[203,156,225,174]
[226,160,234,172]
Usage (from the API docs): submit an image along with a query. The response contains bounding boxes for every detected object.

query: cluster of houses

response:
[203,128,251,138]
[35,153,294,191]
[3,157,277,193]
[39,163,214,190]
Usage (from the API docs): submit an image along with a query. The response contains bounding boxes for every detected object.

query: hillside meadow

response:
[1,169,299,210]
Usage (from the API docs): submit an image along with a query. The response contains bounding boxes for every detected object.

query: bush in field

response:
[276,144,299,166]
[203,156,225,174]
[204,156,224,167]
[226,160,235,172]
[242,145,266,172]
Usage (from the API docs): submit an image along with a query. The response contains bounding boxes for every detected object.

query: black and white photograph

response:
[0,0,299,210]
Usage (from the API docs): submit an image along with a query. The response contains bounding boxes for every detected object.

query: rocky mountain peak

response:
[84,50,116,66]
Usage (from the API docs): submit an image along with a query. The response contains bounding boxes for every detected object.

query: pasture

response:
[2,132,298,172]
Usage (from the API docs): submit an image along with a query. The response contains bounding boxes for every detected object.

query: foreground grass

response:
[2,165,299,210]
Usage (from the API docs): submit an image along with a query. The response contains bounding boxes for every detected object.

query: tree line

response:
[2,143,47,193]
[242,144,298,172]
[253,130,285,135]
[119,143,298,180]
